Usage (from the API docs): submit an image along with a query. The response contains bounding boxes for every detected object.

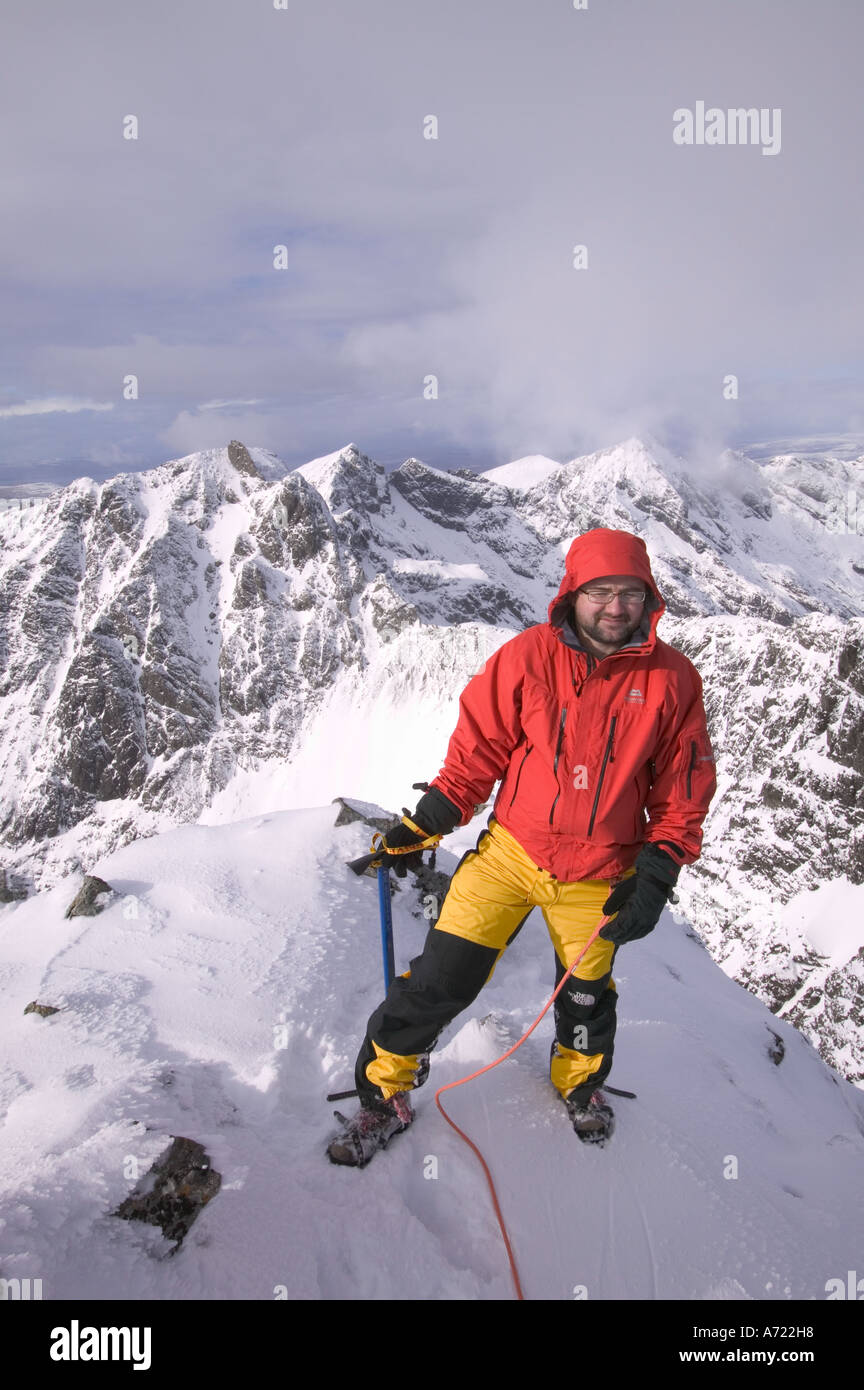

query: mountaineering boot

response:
[327,1092,414,1167]
[565,1088,615,1145]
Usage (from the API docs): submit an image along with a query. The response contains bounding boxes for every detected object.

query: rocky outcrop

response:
[227,439,259,479]
[114,1136,221,1250]
[65,874,115,919]
[24,1001,61,1018]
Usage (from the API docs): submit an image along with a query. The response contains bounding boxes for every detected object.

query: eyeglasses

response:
[578,586,646,605]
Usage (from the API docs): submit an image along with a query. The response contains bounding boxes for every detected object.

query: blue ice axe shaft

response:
[377,865,396,990]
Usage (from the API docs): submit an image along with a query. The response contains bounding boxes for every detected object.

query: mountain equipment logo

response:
[49,1322,151,1370]
[624,688,645,703]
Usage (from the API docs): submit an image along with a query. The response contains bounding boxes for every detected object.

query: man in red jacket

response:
[328,527,716,1166]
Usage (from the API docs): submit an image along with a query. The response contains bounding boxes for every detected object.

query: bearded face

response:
[570,574,647,654]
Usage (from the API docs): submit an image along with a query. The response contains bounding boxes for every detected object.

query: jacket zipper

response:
[508,743,533,809]
[548,705,568,825]
[587,715,617,837]
[686,739,697,799]
[572,652,594,696]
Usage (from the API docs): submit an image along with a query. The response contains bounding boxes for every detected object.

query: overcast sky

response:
[1,0,862,485]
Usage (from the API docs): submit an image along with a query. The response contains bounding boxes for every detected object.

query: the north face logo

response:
[568,989,595,1006]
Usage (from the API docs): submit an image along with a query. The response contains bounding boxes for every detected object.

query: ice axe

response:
[330,824,440,1104]
[376,864,396,991]
[347,827,440,988]
[326,861,394,1105]
[343,834,395,990]
[345,845,387,876]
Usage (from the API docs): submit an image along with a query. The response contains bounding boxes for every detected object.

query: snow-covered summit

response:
[295,443,389,515]
[295,441,361,488]
[480,454,563,490]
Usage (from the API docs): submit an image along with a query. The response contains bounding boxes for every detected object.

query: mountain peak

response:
[480,454,562,490]
[295,443,386,513]
[564,435,683,479]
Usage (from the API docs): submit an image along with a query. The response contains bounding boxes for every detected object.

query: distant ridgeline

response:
[0,482,59,516]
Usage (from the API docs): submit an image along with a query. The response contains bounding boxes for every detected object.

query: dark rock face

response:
[5,782,93,847]
[259,473,334,569]
[0,868,29,901]
[391,458,500,527]
[114,1135,221,1250]
[390,458,537,587]
[783,948,864,1085]
[55,635,148,799]
[837,628,863,694]
[227,439,259,479]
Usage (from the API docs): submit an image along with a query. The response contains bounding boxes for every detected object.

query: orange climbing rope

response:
[434,914,612,1302]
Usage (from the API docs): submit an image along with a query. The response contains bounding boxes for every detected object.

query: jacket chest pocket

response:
[507,686,565,818]
[572,702,662,838]
[520,681,561,750]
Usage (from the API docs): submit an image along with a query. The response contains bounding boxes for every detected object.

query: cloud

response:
[2,0,862,475]
[0,397,114,419]
[158,409,283,456]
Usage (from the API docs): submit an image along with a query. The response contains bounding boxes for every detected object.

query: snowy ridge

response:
[0,805,861,1300]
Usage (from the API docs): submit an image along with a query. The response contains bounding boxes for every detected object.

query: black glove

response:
[598,842,683,946]
[377,819,427,878]
[377,786,463,878]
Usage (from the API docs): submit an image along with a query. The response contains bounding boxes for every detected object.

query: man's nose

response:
[604,594,627,614]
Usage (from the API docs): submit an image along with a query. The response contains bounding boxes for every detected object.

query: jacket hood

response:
[547,527,665,643]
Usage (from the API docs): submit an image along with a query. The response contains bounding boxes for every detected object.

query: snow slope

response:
[1,804,861,1301]
[480,454,563,490]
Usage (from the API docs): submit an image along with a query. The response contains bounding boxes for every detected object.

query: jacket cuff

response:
[652,838,685,861]
[637,841,683,885]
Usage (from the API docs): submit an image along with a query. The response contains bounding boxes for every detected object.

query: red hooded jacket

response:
[429,528,716,881]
